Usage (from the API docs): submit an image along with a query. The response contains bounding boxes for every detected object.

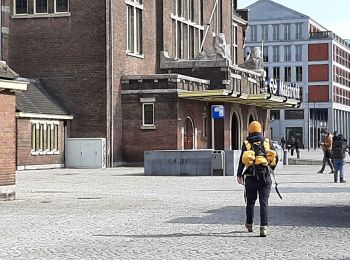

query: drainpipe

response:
[106,0,114,167]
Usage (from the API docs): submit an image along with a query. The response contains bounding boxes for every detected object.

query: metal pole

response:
[212,116,215,149]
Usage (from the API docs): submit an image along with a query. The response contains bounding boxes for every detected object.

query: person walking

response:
[289,136,295,156]
[237,121,278,237]
[317,130,334,174]
[332,134,348,183]
[280,137,286,151]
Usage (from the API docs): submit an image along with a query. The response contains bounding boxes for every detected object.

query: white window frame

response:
[54,0,70,14]
[126,0,143,57]
[34,0,48,14]
[140,97,156,129]
[31,120,60,155]
[232,21,238,65]
[13,0,28,15]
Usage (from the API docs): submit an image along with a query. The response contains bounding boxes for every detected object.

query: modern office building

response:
[244,0,350,148]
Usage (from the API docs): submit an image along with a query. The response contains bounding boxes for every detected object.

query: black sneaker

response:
[340,179,346,183]
[317,171,323,174]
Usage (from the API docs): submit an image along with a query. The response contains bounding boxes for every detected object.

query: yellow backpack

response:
[242,138,277,167]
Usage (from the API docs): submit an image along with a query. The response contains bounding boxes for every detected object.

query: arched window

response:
[184,117,195,149]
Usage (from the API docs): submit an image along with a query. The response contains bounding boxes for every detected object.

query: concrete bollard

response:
[297,150,301,159]
[283,150,288,165]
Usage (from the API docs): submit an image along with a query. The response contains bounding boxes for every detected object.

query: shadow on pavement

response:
[168,205,350,228]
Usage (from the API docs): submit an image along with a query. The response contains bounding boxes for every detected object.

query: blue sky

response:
[238,0,350,39]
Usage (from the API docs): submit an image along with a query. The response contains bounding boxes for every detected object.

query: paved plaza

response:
[1,164,350,260]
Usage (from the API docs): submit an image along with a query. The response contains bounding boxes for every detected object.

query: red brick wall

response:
[308,64,329,82]
[308,43,329,61]
[0,91,16,186]
[9,0,107,140]
[112,0,158,164]
[122,92,178,163]
[308,85,329,102]
[178,100,210,149]
[16,119,65,167]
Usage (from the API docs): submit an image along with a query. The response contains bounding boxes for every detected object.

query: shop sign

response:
[268,78,301,100]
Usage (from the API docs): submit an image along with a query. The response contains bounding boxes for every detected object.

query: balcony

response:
[309,31,332,39]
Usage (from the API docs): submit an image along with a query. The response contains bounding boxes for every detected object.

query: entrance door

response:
[231,113,240,150]
[184,117,194,149]
[249,114,255,124]
[286,127,303,148]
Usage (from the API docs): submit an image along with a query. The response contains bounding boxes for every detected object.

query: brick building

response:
[0,0,28,200]
[245,0,350,148]
[16,80,73,170]
[9,0,300,166]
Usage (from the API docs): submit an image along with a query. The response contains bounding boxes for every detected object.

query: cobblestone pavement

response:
[1,165,350,260]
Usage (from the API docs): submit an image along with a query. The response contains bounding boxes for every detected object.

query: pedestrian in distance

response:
[332,134,348,183]
[237,121,278,237]
[317,129,335,174]
[289,136,295,156]
[280,136,286,151]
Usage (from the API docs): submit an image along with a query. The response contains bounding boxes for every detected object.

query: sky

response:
[238,0,350,40]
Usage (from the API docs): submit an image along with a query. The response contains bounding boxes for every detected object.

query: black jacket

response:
[332,136,348,160]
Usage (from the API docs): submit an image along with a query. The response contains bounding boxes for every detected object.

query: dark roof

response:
[0,62,19,79]
[16,80,71,117]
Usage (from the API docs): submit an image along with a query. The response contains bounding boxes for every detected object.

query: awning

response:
[178,89,301,109]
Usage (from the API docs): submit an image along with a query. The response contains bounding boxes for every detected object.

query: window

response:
[14,0,28,14]
[142,103,154,126]
[295,23,303,40]
[202,115,208,139]
[284,24,291,40]
[212,0,222,34]
[263,46,268,62]
[34,0,48,13]
[31,121,59,154]
[126,0,143,56]
[270,110,280,120]
[250,25,257,41]
[273,46,279,62]
[272,24,279,40]
[172,0,203,59]
[285,110,304,120]
[55,0,69,13]
[264,67,268,79]
[232,22,238,65]
[284,66,291,82]
[140,97,155,128]
[262,25,268,41]
[296,66,303,82]
[273,67,280,79]
[284,45,291,61]
[295,45,302,61]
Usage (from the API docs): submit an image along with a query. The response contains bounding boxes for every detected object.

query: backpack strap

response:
[244,140,251,151]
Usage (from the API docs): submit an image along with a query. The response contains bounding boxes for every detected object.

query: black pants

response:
[245,174,272,226]
[319,154,334,172]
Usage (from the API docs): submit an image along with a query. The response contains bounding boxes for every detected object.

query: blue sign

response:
[211,105,224,119]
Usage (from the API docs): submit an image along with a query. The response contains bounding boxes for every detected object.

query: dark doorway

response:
[249,114,255,123]
[231,113,240,150]
[214,119,224,150]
